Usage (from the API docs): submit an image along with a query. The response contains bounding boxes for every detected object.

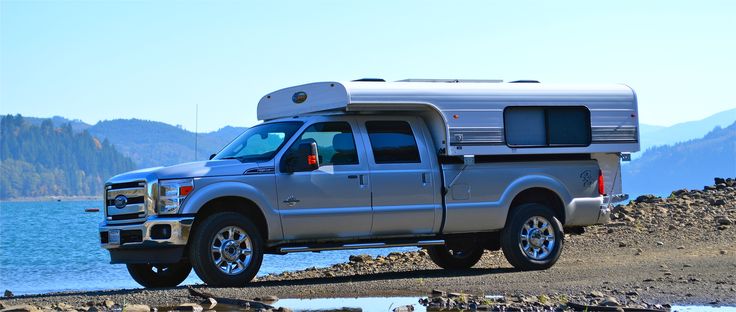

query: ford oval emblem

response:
[292,91,307,104]
[114,195,128,209]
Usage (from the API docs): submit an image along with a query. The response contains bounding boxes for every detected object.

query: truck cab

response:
[100,79,639,287]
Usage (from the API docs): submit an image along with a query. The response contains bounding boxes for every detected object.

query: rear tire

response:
[189,212,263,287]
[126,261,191,288]
[427,244,484,269]
[501,203,564,270]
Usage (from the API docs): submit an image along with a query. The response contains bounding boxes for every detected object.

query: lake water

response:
[0,200,415,295]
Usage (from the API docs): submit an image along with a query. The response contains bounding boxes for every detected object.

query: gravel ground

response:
[1,179,735,311]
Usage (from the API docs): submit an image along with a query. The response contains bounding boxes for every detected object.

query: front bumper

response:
[99,216,194,264]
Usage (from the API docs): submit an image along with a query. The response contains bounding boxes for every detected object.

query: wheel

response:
[189,212,263,287]
[126,261,191,288]
[427,243,484,269]
[501,203,564,270]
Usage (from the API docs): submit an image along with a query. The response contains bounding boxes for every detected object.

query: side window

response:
[504,106,591,147]
[288,122,358,166]
[365,121,421,164]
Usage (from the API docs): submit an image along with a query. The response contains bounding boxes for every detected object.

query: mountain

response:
[638,108,736,155]
[0,115,135,199]
[24,115,92,133]
[623,122,736,196]
[85,119,247,168]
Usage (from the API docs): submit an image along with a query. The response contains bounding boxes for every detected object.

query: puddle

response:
[162,298,736,312]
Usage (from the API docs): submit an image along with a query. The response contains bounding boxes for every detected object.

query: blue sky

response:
[1,1,735,132]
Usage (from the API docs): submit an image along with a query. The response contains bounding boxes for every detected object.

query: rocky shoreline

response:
[1,178,735,311]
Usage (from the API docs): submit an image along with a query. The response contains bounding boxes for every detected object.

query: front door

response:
[275,119,372,240]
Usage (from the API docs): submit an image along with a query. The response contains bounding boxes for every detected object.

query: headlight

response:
[158,179,194,214]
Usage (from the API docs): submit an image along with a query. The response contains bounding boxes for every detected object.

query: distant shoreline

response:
[0,196,102,203]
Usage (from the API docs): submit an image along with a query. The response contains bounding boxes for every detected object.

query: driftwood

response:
[186,286,274,310]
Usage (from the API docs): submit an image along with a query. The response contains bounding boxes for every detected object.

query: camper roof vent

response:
[398,79,503,83]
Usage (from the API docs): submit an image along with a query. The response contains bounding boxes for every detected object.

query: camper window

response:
[504,106,591,147]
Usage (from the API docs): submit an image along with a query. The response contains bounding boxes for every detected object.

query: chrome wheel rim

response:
[210,226,252,275]
[519,216,556,260]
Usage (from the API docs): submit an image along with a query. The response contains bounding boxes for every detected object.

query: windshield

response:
[215,121,303,162]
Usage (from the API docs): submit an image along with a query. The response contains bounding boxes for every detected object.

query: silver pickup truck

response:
[100,79,638,287]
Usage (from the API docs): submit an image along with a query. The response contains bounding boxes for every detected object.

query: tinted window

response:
[504,106,591,147]
[366,121,421,164]
[288,122,358,166]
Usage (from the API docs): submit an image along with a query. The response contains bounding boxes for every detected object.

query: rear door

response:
[356,116,440,236]
[275,117,372,240]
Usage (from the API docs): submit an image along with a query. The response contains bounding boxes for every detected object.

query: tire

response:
[189,212,264,287]
[501,203,564,271]
[126,261,191,288]
[427,244,484,270]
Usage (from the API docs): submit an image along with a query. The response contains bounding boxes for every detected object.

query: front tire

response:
[427,244,484,269]
[501,203,564,270]
[189,212,264,287]
[126,261,191,288]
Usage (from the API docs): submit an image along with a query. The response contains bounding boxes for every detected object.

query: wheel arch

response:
[501,175,572,226]
[181,181,282,241]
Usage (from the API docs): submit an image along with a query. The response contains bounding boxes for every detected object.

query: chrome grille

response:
[106,181,147,224]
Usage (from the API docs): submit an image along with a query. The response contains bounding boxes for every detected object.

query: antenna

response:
[194,104,198,160]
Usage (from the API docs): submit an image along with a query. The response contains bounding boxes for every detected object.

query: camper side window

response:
[504,106,591,147]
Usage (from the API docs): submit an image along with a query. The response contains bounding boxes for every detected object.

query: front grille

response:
[106,181,148,224]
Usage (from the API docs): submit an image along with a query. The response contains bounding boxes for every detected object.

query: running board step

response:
[279,240,445,253]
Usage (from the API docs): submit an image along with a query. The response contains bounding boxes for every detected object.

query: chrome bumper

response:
[99,216,194,249]
[598,193,629,224]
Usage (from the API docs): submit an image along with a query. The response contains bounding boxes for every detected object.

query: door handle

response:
[421,173,429,186]
[347,175,358,179]
[359,174,367,188]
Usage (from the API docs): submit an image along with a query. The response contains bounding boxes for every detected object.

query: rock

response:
[0,305,40,312]
[720,250,728,255]
[275,308,293,312]
[392,305,414,312]
[600,296,621,306]
[589,290,605,298]
[625,290,639,296]
[656,241,664,246]
[3,290,13,298]
[122,304,150,312]
[348,254,372,263]
[431,289,446,296]
[712,199,727,206]
[716,216,733,225]
[618,241,627,247]
[202,298,217,309]
[261,295,278,302]
[103,301,115,309]
[87,308,100,312]
[715,177,726,185]
[684,264,693,268]
[718,225,729,230]
[704,185,716,191]
[55,303,73,310]
[672,189,689,196]
[635,194,659,203]
[174,303,202,312]
[677,246,685,249]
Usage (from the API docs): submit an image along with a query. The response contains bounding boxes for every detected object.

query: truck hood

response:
[107,160,262,184]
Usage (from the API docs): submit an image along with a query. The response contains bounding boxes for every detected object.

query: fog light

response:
[151,224,172,239]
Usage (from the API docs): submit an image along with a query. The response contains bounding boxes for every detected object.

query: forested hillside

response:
[623,122,736,196]
[87,119,245,168]
[0,115,135,199]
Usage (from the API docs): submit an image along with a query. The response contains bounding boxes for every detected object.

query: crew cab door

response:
[356,117,441,235]
[275,118,372,240]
